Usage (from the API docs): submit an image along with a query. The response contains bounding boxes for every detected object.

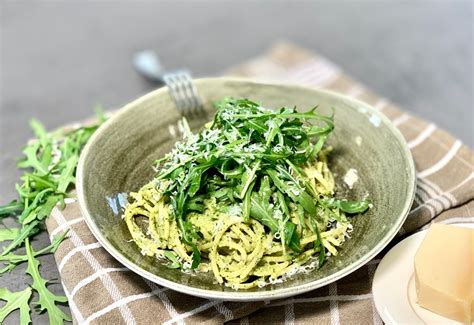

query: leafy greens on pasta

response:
[124,98,370,289]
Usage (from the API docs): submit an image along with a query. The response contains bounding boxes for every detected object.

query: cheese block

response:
[414,224,473,324]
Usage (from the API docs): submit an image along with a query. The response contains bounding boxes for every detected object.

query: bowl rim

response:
[76,77,416,301]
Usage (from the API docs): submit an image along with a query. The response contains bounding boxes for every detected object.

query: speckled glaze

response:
[76,78,416,301]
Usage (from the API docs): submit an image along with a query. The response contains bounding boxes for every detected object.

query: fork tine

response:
[163,71,202,116]
[163,73,184,115]
[175,72,194,115]
[182,73,202,114]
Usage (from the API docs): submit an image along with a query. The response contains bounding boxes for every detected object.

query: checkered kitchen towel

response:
[44,42,474,324]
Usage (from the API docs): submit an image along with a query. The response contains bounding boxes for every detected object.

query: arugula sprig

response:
[153,98,368,269]
[0,110,106,323]
[0,287,32,325]
[2,115,104,255]
[26,238,71,324]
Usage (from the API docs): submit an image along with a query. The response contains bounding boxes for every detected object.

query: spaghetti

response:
[123,98,369,289]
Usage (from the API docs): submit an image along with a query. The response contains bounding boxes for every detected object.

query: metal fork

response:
[133,50,203,116]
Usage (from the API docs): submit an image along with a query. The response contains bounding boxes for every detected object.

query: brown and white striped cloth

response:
[45,42,474,324]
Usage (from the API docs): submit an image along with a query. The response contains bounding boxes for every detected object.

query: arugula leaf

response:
[250,192,279,233]
[282,222,302,253]
[30,119,49,147]
[163,251,182,269]
[0,231,68,274]
[57,156,79,193]
[277,190,290,218]
[0,228,20,241]
[17,143,50,175]
[239,162,259,199]
[296,205,305,232]
[0,201,23,217]
[241,180,255,223]
[33,195,63,223]
[338,200,370,213]
[185,160,215,197]
[0,287,32,325]
[309,213,326,267]
[266,168,316,215]
[190,245,201,269]
[19,188,54,224]
[26,238,71,325]
[321,199,370,214]
[2,221,40,256]
[187,196,205,213]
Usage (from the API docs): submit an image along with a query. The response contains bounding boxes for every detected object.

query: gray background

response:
[0,1,472,323]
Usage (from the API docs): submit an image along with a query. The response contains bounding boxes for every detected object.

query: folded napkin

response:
[45,42,474,324]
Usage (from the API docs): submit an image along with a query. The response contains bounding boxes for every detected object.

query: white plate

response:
[372,223,473,324]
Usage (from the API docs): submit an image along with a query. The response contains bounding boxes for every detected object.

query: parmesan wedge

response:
[414,224,473,324]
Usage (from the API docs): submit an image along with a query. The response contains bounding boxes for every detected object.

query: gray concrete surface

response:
[0,1,472,323]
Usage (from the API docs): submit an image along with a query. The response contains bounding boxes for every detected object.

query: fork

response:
[133,50,203,116]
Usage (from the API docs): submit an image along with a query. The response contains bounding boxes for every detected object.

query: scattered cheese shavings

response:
[343,168,359,189]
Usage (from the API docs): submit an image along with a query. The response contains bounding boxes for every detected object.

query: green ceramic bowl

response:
[76,78,415,301]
